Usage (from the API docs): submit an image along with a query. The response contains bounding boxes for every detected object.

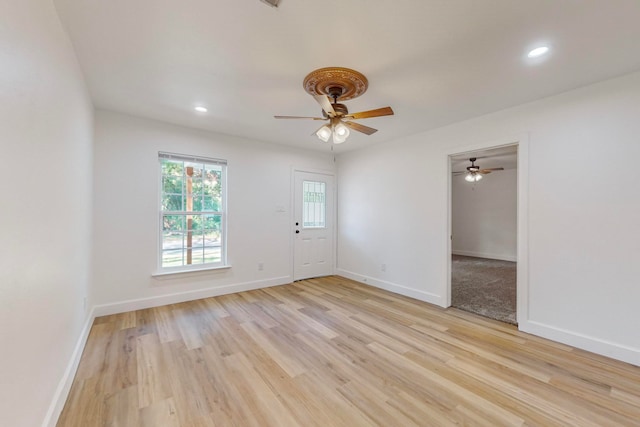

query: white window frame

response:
[157,151,228,274]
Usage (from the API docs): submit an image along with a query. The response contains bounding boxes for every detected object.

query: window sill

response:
[152,264,232,278]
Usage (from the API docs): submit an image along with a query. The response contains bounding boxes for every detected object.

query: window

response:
[302,180,326,228]
[158,152,227,272]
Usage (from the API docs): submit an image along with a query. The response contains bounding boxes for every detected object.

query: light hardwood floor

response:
[57,276,640,426]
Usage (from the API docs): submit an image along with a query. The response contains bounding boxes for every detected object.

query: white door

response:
[293,171,334,281]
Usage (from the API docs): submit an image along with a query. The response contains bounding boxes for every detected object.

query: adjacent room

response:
[3,1,640,426]
[450,146,518,325]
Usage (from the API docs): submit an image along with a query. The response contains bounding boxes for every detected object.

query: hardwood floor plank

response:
[367,341,527,426]
[337,380,421,427]
[58,276,640,427]
[136,333,172,409]
[139,397,179,427]
[227,352,300,426]
[387,389,464,427]
[239,321,308,377]
[151,305,180,343]
[173,307,207,350]
[104,385,139,427]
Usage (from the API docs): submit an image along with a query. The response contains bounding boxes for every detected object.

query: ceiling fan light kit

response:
[275,67,394,145]
[465,173,483,182]
[454,157,505,183]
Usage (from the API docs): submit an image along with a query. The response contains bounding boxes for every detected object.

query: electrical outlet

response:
[83,296,87,311]
[258,262,264,271]
[381,263,387,272]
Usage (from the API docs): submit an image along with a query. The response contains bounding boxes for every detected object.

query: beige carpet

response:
[451,255,517,324]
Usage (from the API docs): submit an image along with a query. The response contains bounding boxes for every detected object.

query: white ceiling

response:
[53,0,640,153]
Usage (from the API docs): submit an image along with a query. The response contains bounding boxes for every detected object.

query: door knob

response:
[295,230,300,234]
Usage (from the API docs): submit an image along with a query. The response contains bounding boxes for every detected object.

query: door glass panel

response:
[303,180,326,228]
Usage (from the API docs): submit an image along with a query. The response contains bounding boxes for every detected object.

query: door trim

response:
[290,167,337,281]
[446,133,529,326]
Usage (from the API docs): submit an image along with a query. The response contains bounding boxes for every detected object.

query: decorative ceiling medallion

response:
[303,67,369,101]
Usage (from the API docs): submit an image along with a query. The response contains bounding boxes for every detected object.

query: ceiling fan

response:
[275,67,394,144]
[453,157,504,182]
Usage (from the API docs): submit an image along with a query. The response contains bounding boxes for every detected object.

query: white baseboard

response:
[42,308,96,427]
[93,275,292,317]
[519,320,640,367]
[452,250,517,262]
[336,269,445,307]
[337,269,639,367]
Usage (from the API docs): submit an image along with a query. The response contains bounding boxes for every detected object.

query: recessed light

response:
[527,46,549,58]
[194,106,208,113]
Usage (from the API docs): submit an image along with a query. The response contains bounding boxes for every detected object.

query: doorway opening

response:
[449,145,518,324]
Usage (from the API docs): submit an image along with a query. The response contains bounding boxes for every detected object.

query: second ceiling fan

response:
[275,67,394,144]
[453,157,504,182]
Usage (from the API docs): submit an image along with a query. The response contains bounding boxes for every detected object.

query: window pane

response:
[204,229,220,246]
[191,178,203,201]
[203,196,219,211]
[162,249,184,267]
[191,194,203,212]
[187,215,203,232]
[303,180,326,228]
[203,215,220,231]
[204,247,221,264]
[162,176,183,195]
[189,247,205,265]
[163,215,185,232]
[204,167,222,196]
[162,231,184,250]
[190,231,204,248]
[162,160,183,177]
[162,194,183,211]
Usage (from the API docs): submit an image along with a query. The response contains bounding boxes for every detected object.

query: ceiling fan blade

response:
[479,167,505,173]
[274,115,325,120]
[452,171,467,175]
[344,121,378,135]
[313,95,336,117]
[345,106,394,120]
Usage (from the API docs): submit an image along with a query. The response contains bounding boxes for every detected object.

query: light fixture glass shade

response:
[334,122,350,137]
[332,133,347,144]
[465,173,482,182]
[332,123,350,144]
[316,125,332,142]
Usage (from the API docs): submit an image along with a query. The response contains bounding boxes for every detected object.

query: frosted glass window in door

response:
[303,180,326,228]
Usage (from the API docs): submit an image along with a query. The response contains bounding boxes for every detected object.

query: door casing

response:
[446,134,529,326]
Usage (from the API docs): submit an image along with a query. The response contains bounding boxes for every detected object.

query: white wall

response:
[0,1,94,426]
[337,71,640,366]
[92,110,334,312]
[452,168,517,261]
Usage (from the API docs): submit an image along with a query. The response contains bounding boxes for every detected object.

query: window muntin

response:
[159,153,226,271]
[302,180,326,228]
